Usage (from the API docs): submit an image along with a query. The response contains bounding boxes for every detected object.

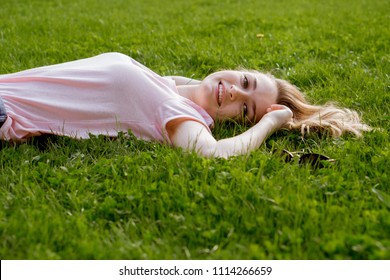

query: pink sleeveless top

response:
[0,53,214,143]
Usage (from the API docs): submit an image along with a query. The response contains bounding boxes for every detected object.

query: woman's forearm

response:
[209,117,276,158]
[208,105,292,158]
[170,105,293,158]
[171,116,277,158]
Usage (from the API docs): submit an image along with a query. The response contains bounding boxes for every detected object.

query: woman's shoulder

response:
[94,52,130,60]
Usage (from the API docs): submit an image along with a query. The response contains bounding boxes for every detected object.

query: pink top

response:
[0,52,213,143]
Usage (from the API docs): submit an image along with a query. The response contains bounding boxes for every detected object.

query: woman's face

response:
[194,70,278,123]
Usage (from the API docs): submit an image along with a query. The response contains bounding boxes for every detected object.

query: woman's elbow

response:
[194,143,235,159]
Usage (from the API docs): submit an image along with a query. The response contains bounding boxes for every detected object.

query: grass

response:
[0,0,389,259]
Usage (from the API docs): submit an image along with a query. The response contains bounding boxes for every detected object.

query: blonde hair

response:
[274,78,371,137]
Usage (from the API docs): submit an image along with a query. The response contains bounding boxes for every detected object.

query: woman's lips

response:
[216,82,224,107]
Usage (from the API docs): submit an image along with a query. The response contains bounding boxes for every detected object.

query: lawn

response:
[0,0,389,259]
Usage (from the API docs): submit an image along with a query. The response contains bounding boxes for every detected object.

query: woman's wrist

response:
[259,114,280,131]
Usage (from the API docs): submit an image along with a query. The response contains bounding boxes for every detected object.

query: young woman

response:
[0,52,370,158]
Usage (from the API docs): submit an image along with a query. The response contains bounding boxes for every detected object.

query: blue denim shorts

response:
[0,96,7,128]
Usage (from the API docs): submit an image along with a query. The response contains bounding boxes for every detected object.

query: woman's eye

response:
[242,75,249,89]
[243,103,248,116]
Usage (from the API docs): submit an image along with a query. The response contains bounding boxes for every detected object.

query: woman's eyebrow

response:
[252,101,257,123]
[253,76,257,90]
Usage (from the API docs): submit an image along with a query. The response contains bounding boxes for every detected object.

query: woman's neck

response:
[176,84,199,103]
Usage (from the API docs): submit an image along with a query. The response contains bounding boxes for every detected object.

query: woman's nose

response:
[229,85,246,100]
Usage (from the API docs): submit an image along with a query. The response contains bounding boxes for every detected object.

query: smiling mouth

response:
[217,82,224,107]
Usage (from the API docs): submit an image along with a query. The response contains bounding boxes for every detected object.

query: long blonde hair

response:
[274,78,371,137]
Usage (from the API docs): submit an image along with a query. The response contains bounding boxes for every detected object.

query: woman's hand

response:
[264,104,293,129]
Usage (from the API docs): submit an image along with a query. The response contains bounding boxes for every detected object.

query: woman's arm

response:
[165,76,201,85]
[168,104,293,158]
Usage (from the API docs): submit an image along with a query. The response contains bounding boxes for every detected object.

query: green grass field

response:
[0,0,389,259]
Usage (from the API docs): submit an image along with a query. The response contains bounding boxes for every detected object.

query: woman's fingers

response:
[264,104,293,127]
[268,104,289,111]
[266,104,293,117]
